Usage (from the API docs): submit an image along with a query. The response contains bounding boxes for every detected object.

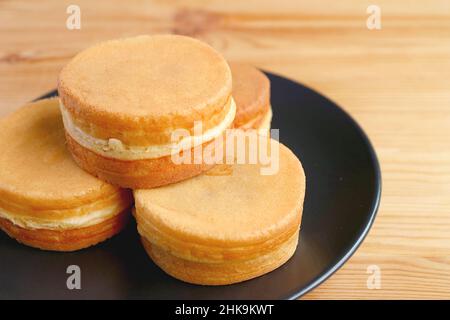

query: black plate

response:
[0,73,381,299]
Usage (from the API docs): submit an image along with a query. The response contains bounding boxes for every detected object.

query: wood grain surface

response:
[1,0,449,299]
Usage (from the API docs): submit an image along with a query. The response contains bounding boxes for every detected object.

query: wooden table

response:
[1,0,449,299]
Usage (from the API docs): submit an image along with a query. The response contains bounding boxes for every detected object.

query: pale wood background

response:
[1,0,449,299]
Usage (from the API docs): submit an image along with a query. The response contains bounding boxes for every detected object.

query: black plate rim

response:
[264,72,382,299]
[32,72,381,300]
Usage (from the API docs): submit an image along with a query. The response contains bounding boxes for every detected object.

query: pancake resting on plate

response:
[58,34,235,189]
[229,62,272,130]
[134,138,305,285]
[0,99,133,251]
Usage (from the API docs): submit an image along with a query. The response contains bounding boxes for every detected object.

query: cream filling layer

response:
[241,106,272,130]
[60,99,236,161]
[0,201,127,230]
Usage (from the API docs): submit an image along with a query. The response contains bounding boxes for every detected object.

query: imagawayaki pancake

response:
[134,138,305,285]
[229,62,272,130]
[58,35,235,188]
[0,99,133,251]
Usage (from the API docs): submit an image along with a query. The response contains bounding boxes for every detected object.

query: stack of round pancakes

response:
[0,35,306,285]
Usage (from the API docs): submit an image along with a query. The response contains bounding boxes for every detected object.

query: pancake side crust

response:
[230,62,271,128]
[239,107,272,130]
[59,97,234,147]
[0,208,130,251]
[141,231,299,285]
[65,131,219,188]
[135,204,302,263]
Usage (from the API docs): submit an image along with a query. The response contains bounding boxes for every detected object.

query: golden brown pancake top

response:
[134,140,305,244]
[58,35,232,133]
